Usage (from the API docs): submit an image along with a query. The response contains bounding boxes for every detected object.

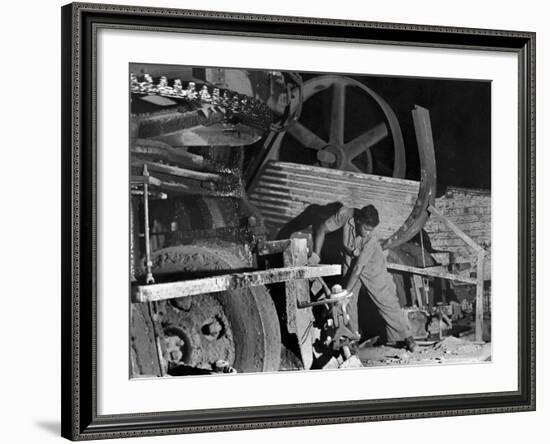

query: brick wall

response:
[424,187,491,280]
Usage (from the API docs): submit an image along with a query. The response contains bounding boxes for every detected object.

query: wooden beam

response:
[130,175,162,186]
[387,262,477,285]
[475,250,486,342]
[132,264,341,303]
[133,138,214,172]
[283,238,314,370]
[257,239,291,256]
[132,159,223,182]
[412,275,425,308]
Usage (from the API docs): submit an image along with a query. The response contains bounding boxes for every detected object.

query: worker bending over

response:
[311,204,417,352]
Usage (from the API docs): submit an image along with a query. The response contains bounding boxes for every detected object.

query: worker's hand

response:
[352,247,361,257]
[308,252,321,265]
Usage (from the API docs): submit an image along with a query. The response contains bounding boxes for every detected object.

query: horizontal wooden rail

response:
[132,264,341,303]
[387,262,477,284]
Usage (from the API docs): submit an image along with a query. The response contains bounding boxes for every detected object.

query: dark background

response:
[284,72,491,193]
[133,63,491,192]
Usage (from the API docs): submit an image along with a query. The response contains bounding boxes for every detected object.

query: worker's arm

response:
[312,223,329,258]
[311,206,353,264]
[344,238,377,291]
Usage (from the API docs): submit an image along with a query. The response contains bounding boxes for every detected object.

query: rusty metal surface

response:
[381,105,437,250]
[154,122,264,147]
[248,161,421,241]
[132,159,224,183]
[131,71,277,140]
[141,196,262,260]
[132,138,218,173]
[132,244,282,374]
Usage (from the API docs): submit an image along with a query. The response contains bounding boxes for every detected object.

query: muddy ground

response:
[356,336,491,367]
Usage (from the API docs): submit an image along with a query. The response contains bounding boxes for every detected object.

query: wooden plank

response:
[412,275,425,307]
[132,159,223,182]
[283,239,314,370]
[133,138,213,172]
[257,239,291,256]
[475,251,486,342]
[387,262,477,285]
[132,264,341,303]
[131,175,162,186]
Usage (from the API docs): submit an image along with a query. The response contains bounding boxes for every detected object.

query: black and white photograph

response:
[129,63,492,378]
[0,0,544,442]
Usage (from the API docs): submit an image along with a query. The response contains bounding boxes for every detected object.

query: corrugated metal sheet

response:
[248,161,420,240]
[248,162,491,280]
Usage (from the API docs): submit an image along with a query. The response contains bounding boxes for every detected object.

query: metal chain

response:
[131,72,276,131]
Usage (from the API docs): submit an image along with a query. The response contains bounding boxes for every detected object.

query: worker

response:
[310,204,417,352]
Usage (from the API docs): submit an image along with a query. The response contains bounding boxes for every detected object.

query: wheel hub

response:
[142,244,281,375]
[317,144,342,167]
[270,74,406,178]
[163,293,235,371]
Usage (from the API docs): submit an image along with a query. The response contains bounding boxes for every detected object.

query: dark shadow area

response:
[277,202,342,240]
[168,365,213,376]
[357,286,388,343]
[277,201,345,267]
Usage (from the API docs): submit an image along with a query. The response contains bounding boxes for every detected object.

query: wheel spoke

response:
[343,162,362,173]
[287,122,326,150]
[345,122,388,159]
[329,83,346,145]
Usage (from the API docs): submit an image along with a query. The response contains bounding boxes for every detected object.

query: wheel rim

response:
[149,245,281,373]
[272,75,406,178]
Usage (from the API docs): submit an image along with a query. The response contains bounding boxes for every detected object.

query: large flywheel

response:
[148,244,281,374]
[271,75,406,178]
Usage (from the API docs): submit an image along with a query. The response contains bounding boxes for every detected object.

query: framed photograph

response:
[61,2,535,440]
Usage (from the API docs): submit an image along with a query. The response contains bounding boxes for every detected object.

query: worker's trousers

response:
[346,268,412,344]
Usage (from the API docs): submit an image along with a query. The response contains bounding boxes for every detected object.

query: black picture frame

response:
[61,2,536,440]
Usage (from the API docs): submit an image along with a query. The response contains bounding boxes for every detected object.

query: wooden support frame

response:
[132,264,341,303]
[427,204,487,341]
[388,262,478,285]
[132,159,224,182]
[282,238,316,370]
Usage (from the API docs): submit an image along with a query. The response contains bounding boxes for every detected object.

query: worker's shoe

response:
[404,336,418,353]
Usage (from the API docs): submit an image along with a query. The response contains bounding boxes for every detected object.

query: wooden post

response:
[475,250,486,342]
[428,204,486,342]
[283,238,315,370]
[412,275,425,308]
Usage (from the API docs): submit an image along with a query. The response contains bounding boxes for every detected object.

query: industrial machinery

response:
[129,65,483,377]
